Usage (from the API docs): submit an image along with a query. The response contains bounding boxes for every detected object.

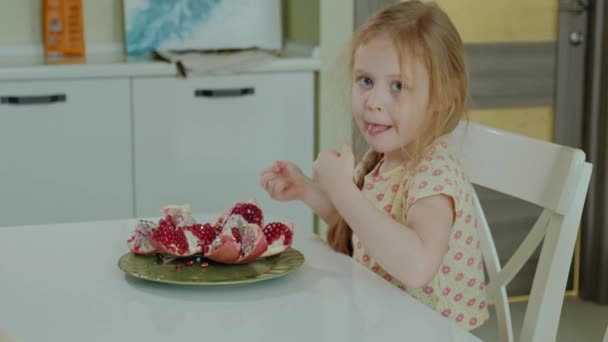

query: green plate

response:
[117,248,305,286]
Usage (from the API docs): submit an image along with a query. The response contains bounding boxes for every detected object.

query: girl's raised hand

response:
[260,160,309,202]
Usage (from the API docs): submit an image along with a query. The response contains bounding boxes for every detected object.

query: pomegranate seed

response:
[185,260,194,267]
[232,228,242,243]
[175,264,183,270]
[200,262,209,268]
[155,253,164,261]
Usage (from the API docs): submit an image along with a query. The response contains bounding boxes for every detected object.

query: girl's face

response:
[351,36,432,161]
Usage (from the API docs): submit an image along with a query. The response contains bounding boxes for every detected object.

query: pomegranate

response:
[127,220,158,254]
[261,222,295,257]
[126,199,296,264]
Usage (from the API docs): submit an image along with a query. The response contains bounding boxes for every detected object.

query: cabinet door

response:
[133,72,314,231]
[0,79,133,227]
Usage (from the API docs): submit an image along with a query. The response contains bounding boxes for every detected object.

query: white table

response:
[0,217,482,342]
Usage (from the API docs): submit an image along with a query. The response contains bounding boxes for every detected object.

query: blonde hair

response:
[327,0,469,255]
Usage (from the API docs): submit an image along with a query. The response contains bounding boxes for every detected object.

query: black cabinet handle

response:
[1,94,67,105]
[194,87,254,98]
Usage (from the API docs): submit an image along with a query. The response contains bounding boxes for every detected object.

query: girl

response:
[260,0,488,331]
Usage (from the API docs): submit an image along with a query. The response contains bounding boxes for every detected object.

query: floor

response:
[472,297,608,341]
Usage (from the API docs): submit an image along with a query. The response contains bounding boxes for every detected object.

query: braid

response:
[327,149,383,255]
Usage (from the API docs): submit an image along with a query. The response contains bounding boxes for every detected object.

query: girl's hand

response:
[260,161,309,202]
[313,144,356,197]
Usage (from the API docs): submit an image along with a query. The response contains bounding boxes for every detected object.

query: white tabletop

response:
[0,217,482,342]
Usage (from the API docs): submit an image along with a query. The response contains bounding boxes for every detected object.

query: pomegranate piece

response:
[149,217,202,257]
[127,220,158,254]
[234,223,268,264]
[215,199,264,228]
[204,215,244,264]
[261,222,295,257]
[161,204,196,227]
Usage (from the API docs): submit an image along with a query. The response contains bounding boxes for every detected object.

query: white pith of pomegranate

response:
[127,220,158,254]
[261,222,295,257]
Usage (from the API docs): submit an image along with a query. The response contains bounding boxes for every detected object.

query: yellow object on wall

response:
[467,107,555,142]
[432,0,558,42]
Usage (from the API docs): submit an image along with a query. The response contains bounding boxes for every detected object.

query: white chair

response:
[449,121,593,342]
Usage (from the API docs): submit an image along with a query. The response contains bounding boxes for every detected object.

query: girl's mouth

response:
[367,123,392,137]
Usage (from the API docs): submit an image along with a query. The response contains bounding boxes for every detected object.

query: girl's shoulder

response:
[409,135,465,175]
[403,135,469,197]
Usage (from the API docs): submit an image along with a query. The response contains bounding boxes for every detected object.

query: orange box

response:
[43,0,86,58]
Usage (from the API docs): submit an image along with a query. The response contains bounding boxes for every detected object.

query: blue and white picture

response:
[123,0,282,56]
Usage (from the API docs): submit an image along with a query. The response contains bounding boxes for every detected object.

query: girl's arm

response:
[329,181,453,288]
[301,179,339,227]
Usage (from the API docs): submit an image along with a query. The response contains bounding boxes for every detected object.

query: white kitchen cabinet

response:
[133,72,314,231]
[0,79,133,227]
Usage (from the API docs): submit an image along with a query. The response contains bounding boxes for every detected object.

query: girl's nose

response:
[366,87,384,112]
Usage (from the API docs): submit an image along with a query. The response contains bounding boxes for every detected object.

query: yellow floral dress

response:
[351,136,490,331]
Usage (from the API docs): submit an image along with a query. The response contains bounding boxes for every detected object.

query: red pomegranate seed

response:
[232,228,242,243]
[175,264,183,270]
[185,260,194,267]
[200,262,209,268]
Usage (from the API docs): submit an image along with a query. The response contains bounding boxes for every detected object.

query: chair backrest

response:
[449,121,593,342]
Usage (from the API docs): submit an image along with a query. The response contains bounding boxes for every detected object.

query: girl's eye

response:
[358,77,373,87]
[391,82,403,92]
